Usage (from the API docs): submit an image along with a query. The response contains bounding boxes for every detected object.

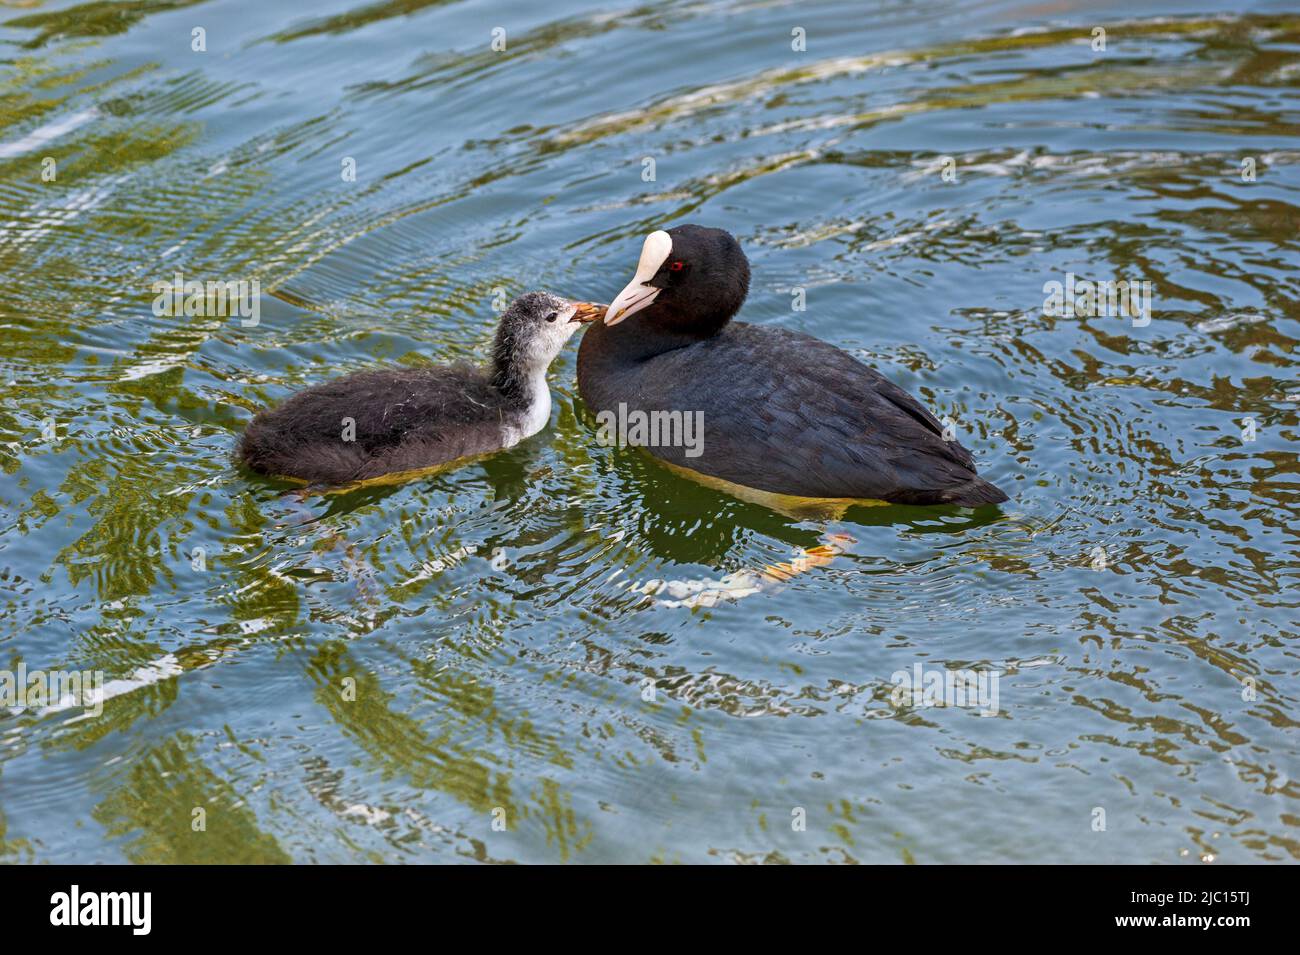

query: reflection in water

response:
[93,734,291,864]
[0,0,1296,862]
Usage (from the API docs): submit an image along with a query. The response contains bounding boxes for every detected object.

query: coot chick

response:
[240,292,604,485]
[577,226,1007,506]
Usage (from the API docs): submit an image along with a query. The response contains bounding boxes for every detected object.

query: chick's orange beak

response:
[568,301,608,324]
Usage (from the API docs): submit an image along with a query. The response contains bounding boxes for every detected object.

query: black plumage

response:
[577,225,1008,506]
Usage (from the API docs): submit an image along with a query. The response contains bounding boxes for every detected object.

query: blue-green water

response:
[1,0,1297,863]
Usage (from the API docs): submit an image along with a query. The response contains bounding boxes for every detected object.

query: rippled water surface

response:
[1,0,1298,863]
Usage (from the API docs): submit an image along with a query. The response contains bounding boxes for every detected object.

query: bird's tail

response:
[942,477,1009,507]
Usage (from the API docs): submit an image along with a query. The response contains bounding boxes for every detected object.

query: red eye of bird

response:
[668,260,685,271]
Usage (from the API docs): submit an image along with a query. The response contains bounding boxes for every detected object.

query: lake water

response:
[1,0,1297,864]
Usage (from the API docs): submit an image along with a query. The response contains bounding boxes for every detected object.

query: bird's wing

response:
[627,325,980,500]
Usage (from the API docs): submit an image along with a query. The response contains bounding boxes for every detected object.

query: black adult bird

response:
[239,292,604,485]
[577,225,1008,506]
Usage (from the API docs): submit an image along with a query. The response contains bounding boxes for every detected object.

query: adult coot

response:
[577,226,1007,506]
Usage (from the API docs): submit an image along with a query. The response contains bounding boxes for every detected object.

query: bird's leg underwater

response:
[630,531,857,610]
[756,532,856,585]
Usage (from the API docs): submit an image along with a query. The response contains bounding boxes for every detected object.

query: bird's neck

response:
[492,360,553,441]
[580,310,726,366]
[491,358,547,409]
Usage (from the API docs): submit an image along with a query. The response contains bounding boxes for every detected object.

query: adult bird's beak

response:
[605,230,672,325]
[568,301,607,324]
